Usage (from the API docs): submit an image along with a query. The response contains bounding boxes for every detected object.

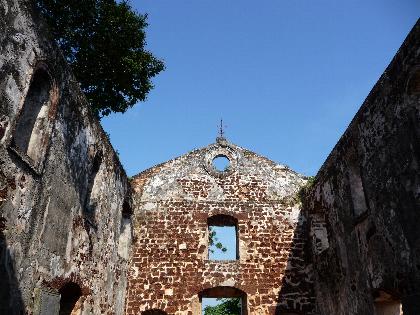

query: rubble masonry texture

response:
[127,138,315,314]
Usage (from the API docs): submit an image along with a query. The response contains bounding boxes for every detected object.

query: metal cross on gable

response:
[218,119,227,138]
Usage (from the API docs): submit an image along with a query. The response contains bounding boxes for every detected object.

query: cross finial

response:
[218,119,226,138]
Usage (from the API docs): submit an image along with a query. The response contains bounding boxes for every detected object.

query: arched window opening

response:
[207,214,238,260]
[13,66,52,164]
[142,309,167,315]
[200,286,247,315]
[118,197,133,259]
[373,290,402,315]
[59,282,82,315]
[122,198,133,219]
[84,150,103,227]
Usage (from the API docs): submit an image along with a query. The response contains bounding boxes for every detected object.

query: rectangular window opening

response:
[208,225,238,260]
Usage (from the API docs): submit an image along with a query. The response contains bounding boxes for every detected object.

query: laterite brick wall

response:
[126,138,317,315]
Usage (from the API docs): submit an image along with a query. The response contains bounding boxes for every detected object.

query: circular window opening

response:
[212,155,230,172]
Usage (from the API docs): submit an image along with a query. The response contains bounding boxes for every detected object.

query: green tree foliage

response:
[35,0,164,117]
[203,298,241,315]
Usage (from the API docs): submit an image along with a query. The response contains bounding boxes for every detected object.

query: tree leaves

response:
[35,0,164,118]
[208,226,227,254]
[203,298,241,315]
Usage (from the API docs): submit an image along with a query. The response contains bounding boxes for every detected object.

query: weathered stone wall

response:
[0,0,131,314]
[307,20,420,315]
[127,138,316,315]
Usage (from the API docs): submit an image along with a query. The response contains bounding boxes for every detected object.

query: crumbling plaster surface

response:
[0,0,130,314]
[127,138,317,315]
[307,20,420,315]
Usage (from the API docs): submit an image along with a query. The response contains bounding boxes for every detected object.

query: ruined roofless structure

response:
[0,0,419,314]
[126,137,314,314]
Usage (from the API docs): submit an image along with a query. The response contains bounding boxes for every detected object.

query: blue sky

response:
[101,3,419,309]
[209,226,237,260]
[102,0,419,177]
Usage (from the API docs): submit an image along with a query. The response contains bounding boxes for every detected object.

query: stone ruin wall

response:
[127,139,317,315]
[306,20,420,315]
[0,0,131,314]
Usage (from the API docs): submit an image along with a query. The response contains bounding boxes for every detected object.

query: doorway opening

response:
[373,290,402,315]
[59,282,82,315]
[199,286,247,315]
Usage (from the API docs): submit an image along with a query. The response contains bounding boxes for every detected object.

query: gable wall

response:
[127,141,317,314]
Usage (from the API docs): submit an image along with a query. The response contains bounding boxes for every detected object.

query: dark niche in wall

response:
[407,68,420,95]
